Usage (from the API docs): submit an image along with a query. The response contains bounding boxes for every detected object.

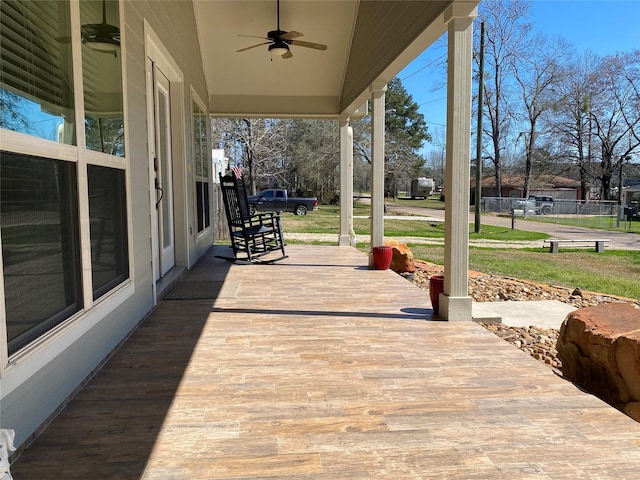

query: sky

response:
[399,0,640,154]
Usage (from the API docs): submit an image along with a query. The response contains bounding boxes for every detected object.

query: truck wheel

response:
[249,204,257,216]
[294,205,308,216]
[541,205,552,215]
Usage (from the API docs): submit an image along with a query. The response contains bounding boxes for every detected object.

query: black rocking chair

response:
[219,172,287,263]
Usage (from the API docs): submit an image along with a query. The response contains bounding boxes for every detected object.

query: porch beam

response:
[440,3,477,321]
[339,116,356,246]
[369,82,387,263]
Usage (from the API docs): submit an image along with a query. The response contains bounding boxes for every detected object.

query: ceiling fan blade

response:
[282,50,293,59]
[288,39,327,51]
[238,34,269,40]
[236,42,271,53]
[279,31,303,41]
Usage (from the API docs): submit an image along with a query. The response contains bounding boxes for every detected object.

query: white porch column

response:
[440,3,477,321]
[369,82,387,263]
[339,116,356,246]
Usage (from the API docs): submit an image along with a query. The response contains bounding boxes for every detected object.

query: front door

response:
[150,64,175,279]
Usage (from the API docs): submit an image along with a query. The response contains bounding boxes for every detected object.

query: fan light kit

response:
[268,43,289,57]
[81,0,120,57]
[237,0,327,59]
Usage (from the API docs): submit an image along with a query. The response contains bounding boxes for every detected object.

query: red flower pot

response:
[372,246,393,270]
[429,275,444,313]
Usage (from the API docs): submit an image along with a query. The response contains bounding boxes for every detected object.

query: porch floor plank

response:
[12,245,640,479]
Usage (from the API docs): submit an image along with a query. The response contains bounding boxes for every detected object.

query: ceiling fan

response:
[81,0,121,57]
[236,0,328,59]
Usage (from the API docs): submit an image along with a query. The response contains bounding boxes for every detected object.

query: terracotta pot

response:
[372,246,393,270]
[429,275,444,313]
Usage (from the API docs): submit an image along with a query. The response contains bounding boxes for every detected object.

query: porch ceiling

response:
[194,0,473,118]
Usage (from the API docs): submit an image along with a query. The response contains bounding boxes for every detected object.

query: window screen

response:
[88,164,129,299]
[1,151,82,354]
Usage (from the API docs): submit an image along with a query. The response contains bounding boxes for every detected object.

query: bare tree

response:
[423,126,446,190]
[512,34,572,198]
[286,119,340,202]
[477,0,532,196]
[589,51,640,200]
[0,89,30,132]
[211,117,241,166]
[211,118,290,194]
[549,51,602,200]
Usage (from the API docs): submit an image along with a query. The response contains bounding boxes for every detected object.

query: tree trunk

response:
[493,168,502,197]
[579,167,589,201]
[523,130,536,199]
[601,172,612,200]
[492,131,502,196]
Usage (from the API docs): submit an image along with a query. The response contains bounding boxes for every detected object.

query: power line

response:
[400,53,446,81]
[419,97,446,107]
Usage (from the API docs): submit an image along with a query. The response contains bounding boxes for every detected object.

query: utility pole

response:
[474,22,485,233]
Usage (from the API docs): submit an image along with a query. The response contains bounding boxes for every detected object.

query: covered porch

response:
[202,0,479,320]
[13,245,640,478]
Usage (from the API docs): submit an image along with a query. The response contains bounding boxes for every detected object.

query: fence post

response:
[214,183,231,243]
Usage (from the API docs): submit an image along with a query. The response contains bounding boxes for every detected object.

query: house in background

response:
[0,0,479,451]
[474,174,582,200]
[623,183,640,207]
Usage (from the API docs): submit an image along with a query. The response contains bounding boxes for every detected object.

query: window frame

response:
[87,164,130,301]
[191,89,211,238]
[1,151,84,355]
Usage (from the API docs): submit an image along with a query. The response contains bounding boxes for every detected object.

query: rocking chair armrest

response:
[253,211,280,220]
[242,212,280,230]
[251,211,281,226]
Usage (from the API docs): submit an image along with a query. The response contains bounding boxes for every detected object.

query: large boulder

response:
[384,239,415,274]
[557,303,640,420]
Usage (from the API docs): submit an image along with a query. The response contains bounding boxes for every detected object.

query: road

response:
[383,203,639,250]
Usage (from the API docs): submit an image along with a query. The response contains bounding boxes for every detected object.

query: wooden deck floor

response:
[12,245,640,479]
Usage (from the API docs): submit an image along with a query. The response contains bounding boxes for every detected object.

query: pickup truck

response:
[247,189,318,216]
[528,195,554,215]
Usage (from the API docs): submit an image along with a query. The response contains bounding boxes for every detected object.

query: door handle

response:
[155,178,163,209]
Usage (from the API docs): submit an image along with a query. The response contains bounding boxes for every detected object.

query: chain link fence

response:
[481,197,627,229]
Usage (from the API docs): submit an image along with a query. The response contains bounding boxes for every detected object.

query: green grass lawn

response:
[283,205,547,241]
[282,205,639,300]
[392,196,446,210]
[522,214,640,233]
[352,194,446,210]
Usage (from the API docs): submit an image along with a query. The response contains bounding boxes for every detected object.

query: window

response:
[0,1,76,144]
[192,97,210,233]
[1,152,82,355]
[81,0,125,156]
[196,181,210,233]
[0,1,130,354]
[88,165,129,300]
